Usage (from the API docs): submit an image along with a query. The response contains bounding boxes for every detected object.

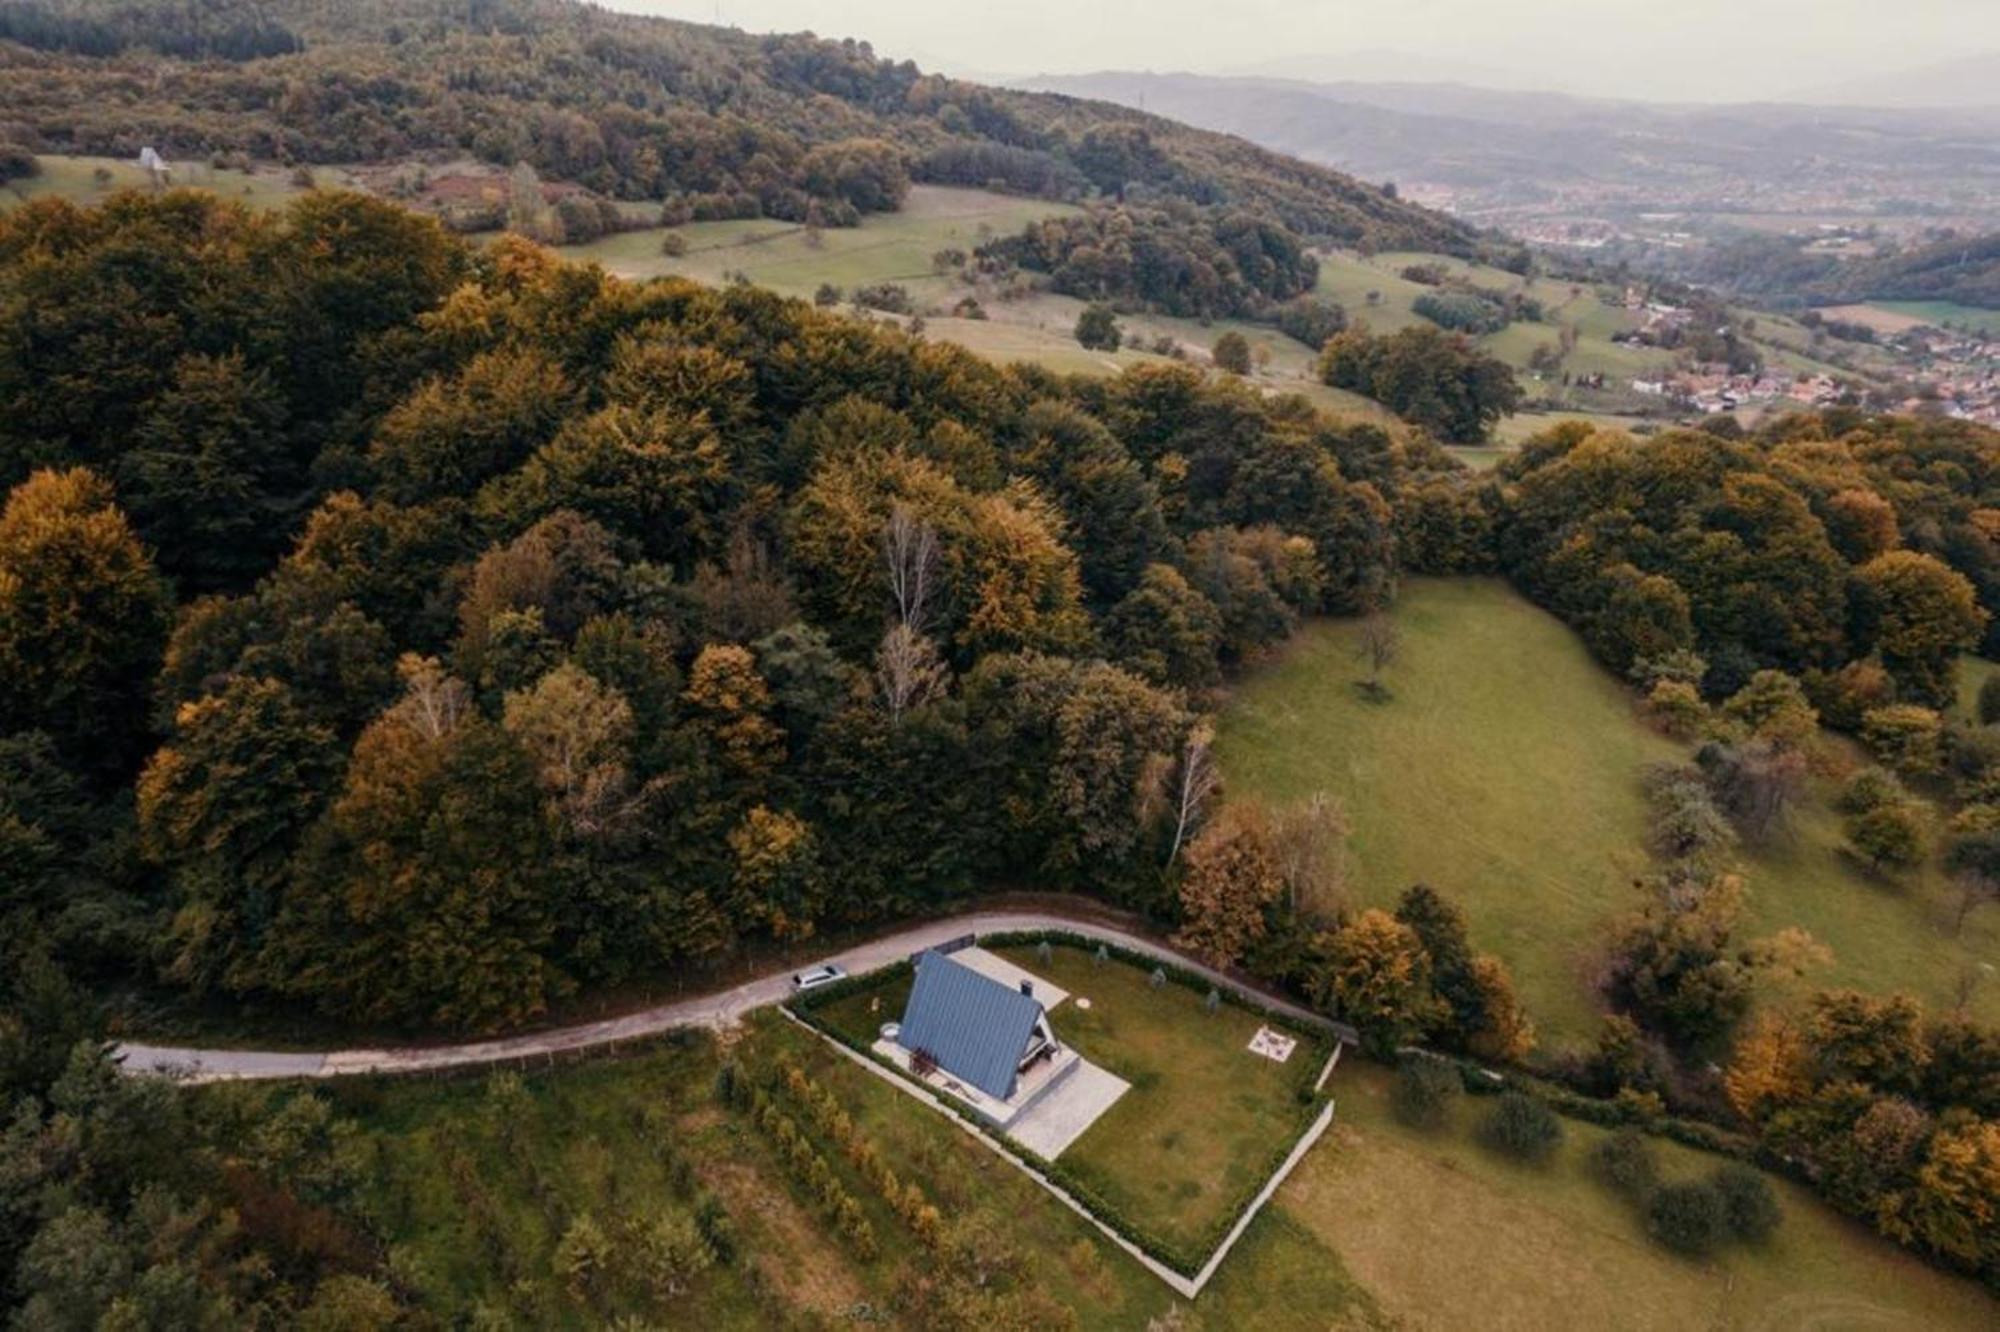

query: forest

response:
[3,178,2000,1319]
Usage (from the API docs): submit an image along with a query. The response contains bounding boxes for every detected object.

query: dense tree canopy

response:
[0,187,1444,1037]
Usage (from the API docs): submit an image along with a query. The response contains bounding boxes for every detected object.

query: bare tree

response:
[876,505,947,724]
[1951,872,1999,937]
[883,502,940,636]
[875,622,948,724]
[1703,740,1808,845]
[1165,724,1220,868]
[392,653,470,740]
[1271,791,1350,918]
[1355,612,1400,698]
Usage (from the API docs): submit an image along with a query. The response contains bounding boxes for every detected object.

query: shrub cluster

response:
[1476,1091,1564,1163]
[1392,1055,1461,1130]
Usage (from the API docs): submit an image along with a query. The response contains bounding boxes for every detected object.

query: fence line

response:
[782,1006,1337,1300]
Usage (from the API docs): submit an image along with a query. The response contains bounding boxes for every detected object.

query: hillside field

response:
[1313,248,1678,406]
[0,153,349,211]
[1285,1061,1999,1330]
[1216,578,2000,1049]
[276,1003,1998,1329]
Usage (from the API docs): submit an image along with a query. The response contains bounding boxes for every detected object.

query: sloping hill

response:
[0,0,1474,253]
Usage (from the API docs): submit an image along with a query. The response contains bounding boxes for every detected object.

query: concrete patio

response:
[1008,1058,1130,1158]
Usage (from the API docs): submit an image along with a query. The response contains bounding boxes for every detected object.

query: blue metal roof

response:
[898,950,1044,1100]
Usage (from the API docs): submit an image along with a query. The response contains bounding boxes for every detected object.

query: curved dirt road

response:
[116,911,1345,1083]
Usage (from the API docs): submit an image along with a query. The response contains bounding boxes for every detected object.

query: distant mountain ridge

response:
[1786,52,2000,110]
[1018,70,2000,189]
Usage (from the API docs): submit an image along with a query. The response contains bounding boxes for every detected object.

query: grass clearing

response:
[559,184,1074,297]
[1,153,345,212]
[1286,1061,1997,1330]
[1313,247,1680,413]
[1217,579,1675,1044]
[1216,578,2000,1049]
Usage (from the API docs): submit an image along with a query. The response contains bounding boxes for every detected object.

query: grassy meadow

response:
[1284,1061,1999,1330]
[558,184,1075,297]
[0,153,347,212]
[1216,578,2000,1049]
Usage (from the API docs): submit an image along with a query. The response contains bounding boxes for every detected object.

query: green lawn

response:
[818,944,1330,1260]
[1286,1061,1997,1330]
[990,944,1329,1256]
[289,1015,1375,1328]
[1216,578,2000,1049]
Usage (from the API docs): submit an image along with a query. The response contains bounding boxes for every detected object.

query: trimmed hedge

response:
[785,930,1335,1279]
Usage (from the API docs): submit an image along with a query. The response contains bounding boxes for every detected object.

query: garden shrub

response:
[1712,1163,1781,1243]
[1589,1128,1660,1199]
[1647,1178,1727,1255]
[1477,1091,1563,1163]
[1392,1058,1460,1130]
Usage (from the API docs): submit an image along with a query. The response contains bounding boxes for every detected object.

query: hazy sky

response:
[617,0,1993,102]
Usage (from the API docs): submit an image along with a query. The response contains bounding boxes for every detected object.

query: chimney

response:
[1019,979,1033,997]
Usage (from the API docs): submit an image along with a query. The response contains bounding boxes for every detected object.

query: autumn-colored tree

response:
[1881,1118,2000,1272]
[1860,704,1945,777]
[1211,331,1252,375]
[1844,796,1929,872]
[682,644,785,788]
[1804,990,1931,1095]
[0,468,170,771]
[1310,908,1438,1053]
[1171,803,1283,969]
[502,662,637,836]
[727,805,827,942]
[1821,487,1900,563]
[1723,670,1818,749]
[369,347,577,503]
[1724,1012,1812,1123]
[1606,874,1757,1047]
[485,403,736,567]
[455,511,621,679]
[1466,955,1536,1062]
[1855,551,1987,708]
[264,657,568,1030]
